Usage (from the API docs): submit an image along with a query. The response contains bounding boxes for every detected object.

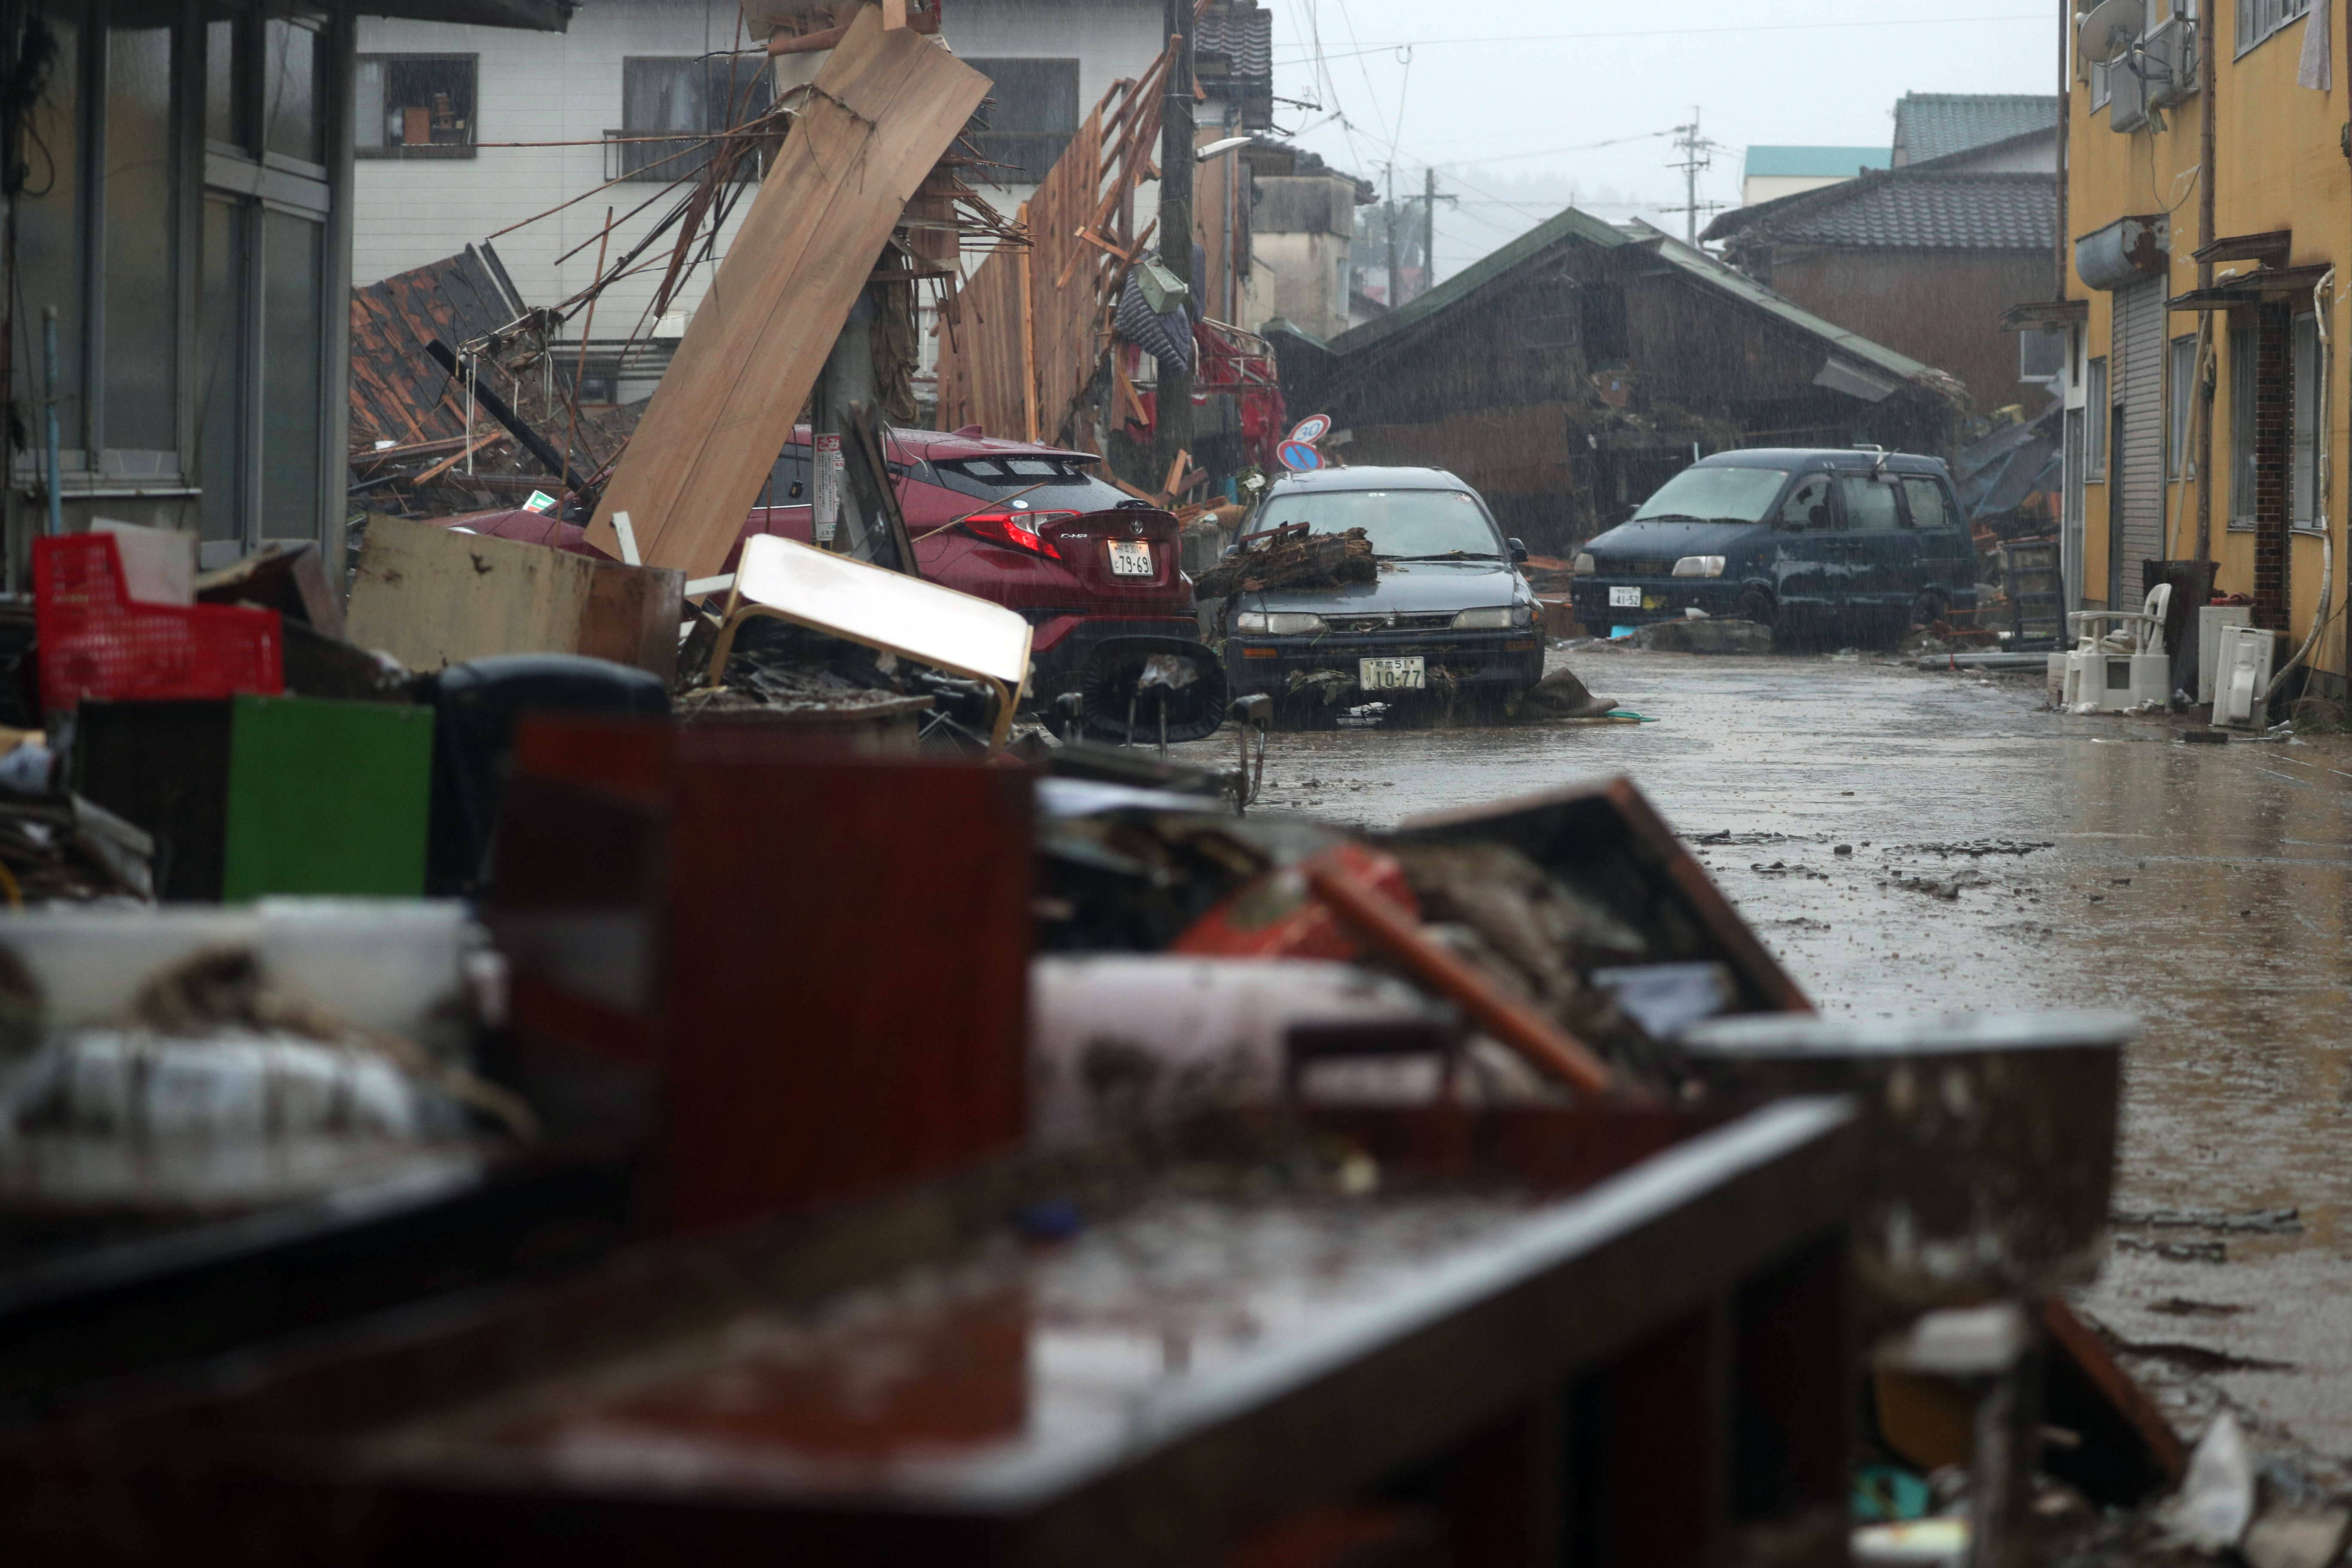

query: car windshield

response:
[1246,488,1503,558]
[1632,466,1792,524]
[926,455,1136,513]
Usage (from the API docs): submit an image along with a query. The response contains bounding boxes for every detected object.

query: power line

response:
[1271,12,2051,62]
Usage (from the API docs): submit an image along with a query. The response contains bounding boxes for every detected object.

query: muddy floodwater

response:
[1172,643,2352,1480]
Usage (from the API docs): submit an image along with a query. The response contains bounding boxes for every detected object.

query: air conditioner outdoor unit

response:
[2144,18,2200,110]
[2211,622,2278,730]
[2108,46,2148,132]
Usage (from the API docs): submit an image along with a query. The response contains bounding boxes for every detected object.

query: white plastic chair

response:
[2062,582,2171,711]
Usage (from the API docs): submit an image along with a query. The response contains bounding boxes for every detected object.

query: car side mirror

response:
[1507,537,1529,564]
[1221,543,1239,560]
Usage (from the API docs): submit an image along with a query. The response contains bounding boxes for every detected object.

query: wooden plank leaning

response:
[585,10,988,579]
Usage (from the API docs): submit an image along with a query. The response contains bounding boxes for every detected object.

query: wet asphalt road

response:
[1171,643,2352,1479]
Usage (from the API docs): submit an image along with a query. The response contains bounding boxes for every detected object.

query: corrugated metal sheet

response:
[2113,277,2167,584]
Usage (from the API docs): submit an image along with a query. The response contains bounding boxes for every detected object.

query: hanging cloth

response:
[2297,0,2334,90]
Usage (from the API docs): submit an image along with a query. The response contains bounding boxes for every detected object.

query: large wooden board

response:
[346,515,685,681]
[586,11,988,577]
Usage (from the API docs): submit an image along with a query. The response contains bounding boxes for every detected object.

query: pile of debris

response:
[1193,523,1377,598]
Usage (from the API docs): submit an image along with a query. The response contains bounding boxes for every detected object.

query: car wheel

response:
[1732,586,1780,646]
[1909,590,1947,633]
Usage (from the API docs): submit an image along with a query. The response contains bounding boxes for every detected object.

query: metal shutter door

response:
[2114,278,2167,581]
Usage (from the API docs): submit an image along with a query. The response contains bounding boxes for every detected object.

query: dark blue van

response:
[1567,449,1975,645]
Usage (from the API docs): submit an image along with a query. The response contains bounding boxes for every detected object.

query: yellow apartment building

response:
[2055,0,2350,701]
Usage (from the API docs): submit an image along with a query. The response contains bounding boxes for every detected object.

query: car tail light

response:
[961,510,1077,558]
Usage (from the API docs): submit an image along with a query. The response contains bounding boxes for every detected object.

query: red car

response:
[439,427,1218,732]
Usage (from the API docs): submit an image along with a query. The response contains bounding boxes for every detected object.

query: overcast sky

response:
[1263,0,2062,281]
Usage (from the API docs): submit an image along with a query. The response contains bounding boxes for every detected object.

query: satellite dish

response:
[1278,441,1325,473]
[1287,413,1333,445]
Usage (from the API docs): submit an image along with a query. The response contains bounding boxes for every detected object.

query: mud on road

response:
[1174,642,2352,1484]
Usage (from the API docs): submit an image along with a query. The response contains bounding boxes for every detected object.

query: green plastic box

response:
[75,695,434,901]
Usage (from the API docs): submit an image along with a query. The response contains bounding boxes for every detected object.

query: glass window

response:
[962,58,1081,184]
[2168,335,2198,481]
[1776,474,1835,530]
[261,17,323,166]
[615,56,773,181]
[1902,476,1954,530]
[2292,312,2318,526]
[2085,356,2109,480]
[1630,464,1791,524]
[1839,475,1903,531]
[205,14,248,150]
[928,456,1128,510]
[1247,489,1505,558]
[18,4,83,453]
[103,20,177,454]
[2229,325,2255,524]
[259,210,322,538]
[198,196,249,545]
[355,55,477,156]
[2239,0,2313,55]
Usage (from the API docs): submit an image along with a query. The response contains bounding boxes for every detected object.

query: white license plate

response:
[1107,540,1153,576]
[1608,585,1643,608]
[1359,656,1426,691]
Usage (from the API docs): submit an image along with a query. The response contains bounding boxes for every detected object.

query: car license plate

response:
[1608,585,1642,608]
[1359,656,1426,691]
[1107,540,1153,576]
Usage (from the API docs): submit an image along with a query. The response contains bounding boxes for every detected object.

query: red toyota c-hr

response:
[435,426,1218,734]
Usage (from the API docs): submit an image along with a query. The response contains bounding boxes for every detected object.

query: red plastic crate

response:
[34,534,283,713]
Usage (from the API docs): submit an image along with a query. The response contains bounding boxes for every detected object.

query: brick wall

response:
[2253,303,2290,631]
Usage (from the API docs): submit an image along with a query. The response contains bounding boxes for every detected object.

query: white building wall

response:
[936,0,1164,219]
[355,0,768,337]
[356,0,1172,383]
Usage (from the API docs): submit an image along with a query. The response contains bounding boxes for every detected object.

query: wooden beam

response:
[881,0,907,27]
[591,11,989,577]
[767,7,939,55]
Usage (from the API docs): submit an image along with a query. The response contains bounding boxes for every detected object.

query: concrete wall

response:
[2066,3,2343,688]
[1246,230,1350,340]
[1766,247,2055,416]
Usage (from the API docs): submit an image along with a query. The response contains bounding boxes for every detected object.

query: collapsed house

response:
[1267,211,1968,554]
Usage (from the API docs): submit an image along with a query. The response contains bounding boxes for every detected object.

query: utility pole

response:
[1383,163,1399,309]
[1422,165,1436,303]
[1669,107,1723,245]
[1155,0,1194,479]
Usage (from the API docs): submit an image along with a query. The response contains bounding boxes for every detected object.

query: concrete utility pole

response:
[1155,0,1194,478]
[1422,165,1436,303]
[1669,108,1722,245]
[1384,164,1399,308]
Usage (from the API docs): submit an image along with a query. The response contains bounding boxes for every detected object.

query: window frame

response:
[2291,311,2321,530]
[960,56,1083,186]
[2084,355,2110,481]
[2237,0,2312,58]
[352,52,478,160]
[609,55,774,184]
[2228,323,2257,529]
[2167,334,2197,481]
[8,1,349,576]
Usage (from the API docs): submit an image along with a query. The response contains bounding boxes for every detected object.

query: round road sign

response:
[1278,441,1325,473]
[1287,413,1332,445]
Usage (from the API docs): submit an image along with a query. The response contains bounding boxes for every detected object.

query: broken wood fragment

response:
[589,9,987,578]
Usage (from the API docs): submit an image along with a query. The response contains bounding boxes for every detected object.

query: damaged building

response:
[1267,209,1968,553]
